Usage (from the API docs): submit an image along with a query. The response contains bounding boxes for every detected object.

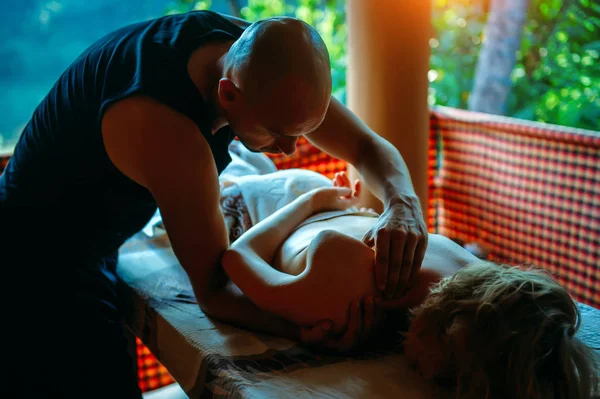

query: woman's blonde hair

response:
[405,260,599,399]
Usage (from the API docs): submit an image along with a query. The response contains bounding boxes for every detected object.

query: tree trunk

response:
[468,0,530,115]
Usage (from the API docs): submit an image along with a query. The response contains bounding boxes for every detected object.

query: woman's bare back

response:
[223,168,478,333]
[271,213,478,332]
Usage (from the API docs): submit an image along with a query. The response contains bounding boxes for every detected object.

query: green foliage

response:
[171,0,599,131]
[428,0,599,131]
[169,0,347,103]
[428,0,487,110]
[167,0,211,14]
[241,0,348,103]
[509,0,600,129]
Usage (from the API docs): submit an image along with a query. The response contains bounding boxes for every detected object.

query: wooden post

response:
[346,0,431,213]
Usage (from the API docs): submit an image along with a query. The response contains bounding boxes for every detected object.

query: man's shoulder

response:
[103,95,198,132]
[101,95,214,188]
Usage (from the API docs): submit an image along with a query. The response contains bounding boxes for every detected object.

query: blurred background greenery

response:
[1,0,598,150]
[172,0,599,131]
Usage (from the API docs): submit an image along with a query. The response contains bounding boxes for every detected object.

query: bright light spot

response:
[193,1,210,10]
[571,89,582,100]
[428,87,437,106]
[457,18,467,27]
[543,66,552,74]
[586,50,599,59]
[428,69,439,82]
[46,1,62,12]
[429,38,439,48]
[556,31,568,43]
[581,76,592,86]
[511,67,525,80]
[472,36,481,45]
[443,10,455,24]
[572,54,581,63]
[556,53,568,67]
[539,48,548,57]
[39,10,50,24]
[545,92,559,109]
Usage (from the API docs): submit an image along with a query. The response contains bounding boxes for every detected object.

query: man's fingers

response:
[379,279,429,310]
[363,297,375,338]
[375,230,390,292]
[336,300,362,352]
[385,231,406,298]
[397,233,418,296]
[374,298,385,326]
[300,320,333,345]
[378,296,415,311]
[409,236,427,285]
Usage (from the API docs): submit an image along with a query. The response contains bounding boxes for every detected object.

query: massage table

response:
[117,227,600,399]
[117,120,600,396]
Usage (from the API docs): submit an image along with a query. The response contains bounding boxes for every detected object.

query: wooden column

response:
[346,0,431,213]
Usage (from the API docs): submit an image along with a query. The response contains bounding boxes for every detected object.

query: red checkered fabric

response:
[135,337,174,392]
[428,106,600,309]
[268,136,347,178]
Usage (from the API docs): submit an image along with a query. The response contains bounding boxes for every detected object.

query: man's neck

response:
[187,42,232,134]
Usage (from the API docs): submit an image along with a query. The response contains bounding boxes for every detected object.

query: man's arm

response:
[305,97,428,298]
[101,95,300,340]
[306,97,414,206]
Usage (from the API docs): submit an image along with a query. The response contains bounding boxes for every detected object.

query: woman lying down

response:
[219,169,599,399]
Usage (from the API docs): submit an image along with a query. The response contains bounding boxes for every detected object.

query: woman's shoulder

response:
[304,230,379,332]
[422,234,479,275]
[308,230,372,262]
[306,230,377,291]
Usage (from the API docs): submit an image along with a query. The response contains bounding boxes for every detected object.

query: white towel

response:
[233,169,333,225]
[219,141,278,184]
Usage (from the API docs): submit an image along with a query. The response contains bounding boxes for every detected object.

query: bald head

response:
[216,17,332,154]
[224,17,332,117]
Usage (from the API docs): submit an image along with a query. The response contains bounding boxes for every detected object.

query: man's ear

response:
[218,78,240,106]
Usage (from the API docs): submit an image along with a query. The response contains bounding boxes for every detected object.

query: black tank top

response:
[0,11,243,260]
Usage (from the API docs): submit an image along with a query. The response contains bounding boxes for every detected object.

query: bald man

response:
[0,11,426,397]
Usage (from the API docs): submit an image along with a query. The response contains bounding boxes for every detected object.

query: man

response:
[0,10,427,397]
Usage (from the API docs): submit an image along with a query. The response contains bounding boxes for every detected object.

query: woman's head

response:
[403,260,599,399]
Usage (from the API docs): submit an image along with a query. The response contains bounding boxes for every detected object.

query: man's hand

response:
[362,197,428,299]
[300,297,384,352]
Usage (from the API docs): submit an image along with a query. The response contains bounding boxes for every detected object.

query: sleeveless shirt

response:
[0,11,244,261]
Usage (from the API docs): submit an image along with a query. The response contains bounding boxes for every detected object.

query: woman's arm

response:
[221,186,357,314]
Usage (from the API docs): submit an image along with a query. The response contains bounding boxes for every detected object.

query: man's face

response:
[218,77,329,155]
[226,102,302,155]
